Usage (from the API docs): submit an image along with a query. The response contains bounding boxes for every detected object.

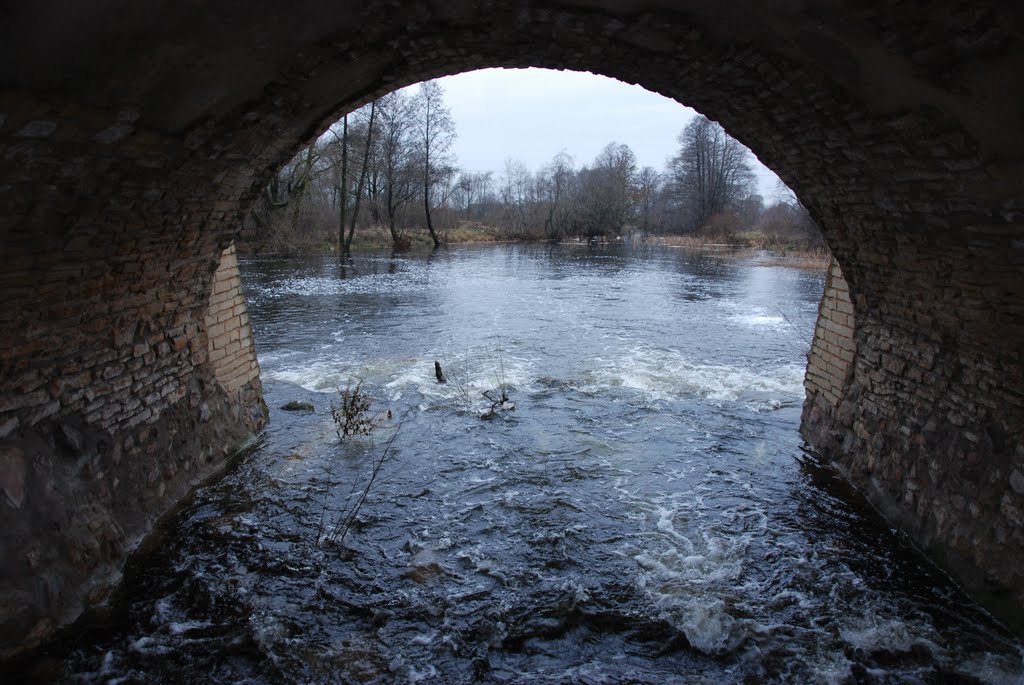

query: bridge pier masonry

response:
[803,250,1024,627]
[1,0,1023,658]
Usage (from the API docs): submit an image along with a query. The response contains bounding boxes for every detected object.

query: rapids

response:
[11,244,1023,684]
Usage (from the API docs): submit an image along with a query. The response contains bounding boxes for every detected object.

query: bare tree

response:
[500,158,533,237]
[342,101,377,256]
[635,166,662,232]
[373,91,417,247]
[244,87,789,251]
[668,115,755,233]
[318,104,378,255]
[577,142,638,237]
[247,140,328,249]
[413,80,457,248]
[287,144,324,231]
[757,184,825,249]
[540,151,576,240]
[335,115,350,252]
[455,171,494,221]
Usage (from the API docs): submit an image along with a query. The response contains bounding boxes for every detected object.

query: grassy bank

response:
[646,233,830,270]
[342,222,510,251]
[240,223,830,270]
[240,222,515,255]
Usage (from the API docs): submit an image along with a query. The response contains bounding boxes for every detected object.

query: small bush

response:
[318,381,399,547]
[330,381,380,440]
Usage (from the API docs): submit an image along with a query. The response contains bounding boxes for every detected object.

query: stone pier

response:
[0,242,264,656]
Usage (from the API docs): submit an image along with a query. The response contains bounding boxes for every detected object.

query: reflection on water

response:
[11,244,1023,684]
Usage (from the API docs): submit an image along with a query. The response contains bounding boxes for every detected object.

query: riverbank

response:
[237,222,509,255]
[644,233,831,269]
[238,223,830,269]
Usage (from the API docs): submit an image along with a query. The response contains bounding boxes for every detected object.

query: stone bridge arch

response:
[1,1,1022,655]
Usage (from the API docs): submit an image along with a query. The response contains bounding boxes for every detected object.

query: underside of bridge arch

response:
[1,0,1023,656]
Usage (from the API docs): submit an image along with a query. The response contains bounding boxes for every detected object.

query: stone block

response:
[0,446,26,508]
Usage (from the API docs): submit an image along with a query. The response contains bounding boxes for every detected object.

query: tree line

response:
[245,80,824,253]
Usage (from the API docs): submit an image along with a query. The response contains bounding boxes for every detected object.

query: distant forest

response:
[242,80,825,254]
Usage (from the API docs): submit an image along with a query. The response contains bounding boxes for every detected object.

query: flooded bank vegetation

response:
[317,382,400,547]
[242,81,826,258]
[438,346,516,419]
[315,352,514,550]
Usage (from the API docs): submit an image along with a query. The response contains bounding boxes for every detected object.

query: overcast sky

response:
[422,68,786,200]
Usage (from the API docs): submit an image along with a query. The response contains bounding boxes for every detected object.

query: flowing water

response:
[13,244,1024,683]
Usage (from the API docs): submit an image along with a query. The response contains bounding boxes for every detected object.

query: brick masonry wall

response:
[804,260,856,409]
[205,243,261,396]
[0,140,267,658]
[802,248,1024,631]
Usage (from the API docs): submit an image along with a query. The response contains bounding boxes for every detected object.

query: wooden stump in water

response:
[434,361,446,383]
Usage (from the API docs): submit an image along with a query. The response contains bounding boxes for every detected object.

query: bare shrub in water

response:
[480,344,515,419]
[439,344,516,418]
[330,381,381,439]
[439,350,473,410]
[318,381,399,547]
[319,425,402,547]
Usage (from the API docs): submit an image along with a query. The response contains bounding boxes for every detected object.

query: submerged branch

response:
[325,420,404,546]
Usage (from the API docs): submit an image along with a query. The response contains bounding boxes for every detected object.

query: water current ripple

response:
[10,245,1023,684]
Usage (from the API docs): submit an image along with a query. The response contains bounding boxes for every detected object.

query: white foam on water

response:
[720,300,791,331]
[262,335,802,411]
[955,651,1024,685]
[388,654,439,683]
[559,578,592,605]
[384,350,536,411]
[385,362,452,399]
[128,636,171,656]
[262,270,432,299]
[166,620,214,636]
[677,598,738,654]
[264,355,456,398]
[263,356,411,393]
[734,313,786,328]
[810,655,855,685]
[653,507,696,554]
[407,664,438,682]
[839,616,918,653]
[746,398,785,413]
[634,535,747,591]
[455,545,510,585]
[626,484,770,657]
[263,360,350,392]
[578,345,805,402]
[409,630,438,646]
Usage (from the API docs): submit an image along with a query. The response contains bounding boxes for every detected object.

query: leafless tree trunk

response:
[540,151,574,241]
[337,114,349,253]
[414,80,456,249]
[374,91,417,247]
[455,171,493,222]
[290,144,319,230]
[636,166,661,232]
[343,101,377,256]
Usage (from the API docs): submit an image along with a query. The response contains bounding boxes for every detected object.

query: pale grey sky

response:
[422,68,785,200]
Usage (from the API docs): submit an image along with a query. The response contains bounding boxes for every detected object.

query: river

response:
[13,244,1023,683]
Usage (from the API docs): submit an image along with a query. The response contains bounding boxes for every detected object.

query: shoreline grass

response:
[646,233,830,269]
[240,224,830,269]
